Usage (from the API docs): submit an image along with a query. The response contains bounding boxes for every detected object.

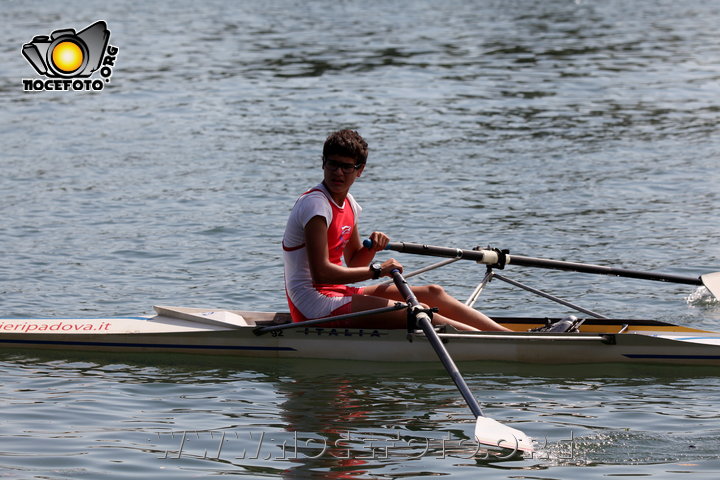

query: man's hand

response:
[379,258,403,276]
[367,231,390,251]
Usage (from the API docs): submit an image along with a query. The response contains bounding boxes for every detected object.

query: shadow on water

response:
[0,351,534,476]
[3,349,720,476]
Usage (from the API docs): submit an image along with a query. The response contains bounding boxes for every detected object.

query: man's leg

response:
[363,283,510,331]
[349,293,480,331]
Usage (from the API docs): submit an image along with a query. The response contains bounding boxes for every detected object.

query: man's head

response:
[322,129,368,165]
[321,129,368,197]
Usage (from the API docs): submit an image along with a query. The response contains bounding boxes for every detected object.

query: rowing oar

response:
[366,240,720,300]
[253,303,407,335]
[390,269,533,455]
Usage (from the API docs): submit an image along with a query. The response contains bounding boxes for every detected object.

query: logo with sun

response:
[22,21,118,91]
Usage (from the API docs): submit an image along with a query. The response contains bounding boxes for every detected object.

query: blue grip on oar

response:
[363,239,390,250]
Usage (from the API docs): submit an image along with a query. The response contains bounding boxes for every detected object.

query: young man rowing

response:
[282,129,510,331]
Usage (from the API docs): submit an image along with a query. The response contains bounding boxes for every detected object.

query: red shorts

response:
[290,285,364,327]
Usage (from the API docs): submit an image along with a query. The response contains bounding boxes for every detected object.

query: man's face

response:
[322,154,364,196]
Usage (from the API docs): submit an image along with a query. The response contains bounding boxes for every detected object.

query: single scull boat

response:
[1,241,718,367]
[2,306,719,365]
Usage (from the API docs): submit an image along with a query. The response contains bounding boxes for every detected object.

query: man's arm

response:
[344,225,387,268]
[305,216,376,284]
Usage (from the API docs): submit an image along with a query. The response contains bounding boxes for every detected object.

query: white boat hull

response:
[1,307,720,366]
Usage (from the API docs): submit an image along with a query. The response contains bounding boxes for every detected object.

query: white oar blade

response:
[474,417,534,453]
[701,272,720,300]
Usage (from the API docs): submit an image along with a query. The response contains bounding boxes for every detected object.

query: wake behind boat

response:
[2,305,720,365]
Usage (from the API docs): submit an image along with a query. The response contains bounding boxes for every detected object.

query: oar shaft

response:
[391,270,484,419]
[508,254,702,286]
[254,303,406,335]
[384,241,703,286]
[386,241,489,262]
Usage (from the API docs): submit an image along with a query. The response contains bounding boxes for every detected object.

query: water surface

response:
[1,0,719,478]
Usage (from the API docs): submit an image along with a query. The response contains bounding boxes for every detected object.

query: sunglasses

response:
[323,157,362,174]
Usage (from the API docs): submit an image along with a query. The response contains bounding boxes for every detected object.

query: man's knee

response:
[426,284,446,298]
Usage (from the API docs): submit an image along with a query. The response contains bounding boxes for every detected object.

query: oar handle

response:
[363,239,381,249]
[365,239,501,264]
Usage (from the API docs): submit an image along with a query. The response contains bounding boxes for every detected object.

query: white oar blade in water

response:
[475,417,534,453]
[701,272,720,300]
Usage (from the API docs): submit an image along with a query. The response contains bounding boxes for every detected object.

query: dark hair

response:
[322,129,368,165]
